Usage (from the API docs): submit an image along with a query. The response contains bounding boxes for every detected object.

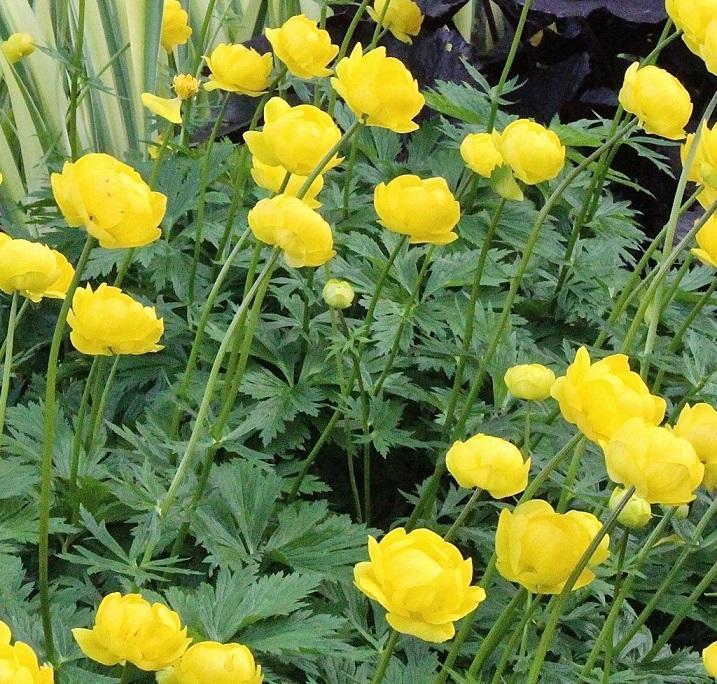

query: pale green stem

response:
[84,355,120,454]
[556,439,586,512]
[370,630,399,684]
[113,249,134,287]
[444,488,481,542]
[0,299,28,362]
[492,596,543,684]
[343,129,361,220]
[369,0,392,47]
[0,293,18,444]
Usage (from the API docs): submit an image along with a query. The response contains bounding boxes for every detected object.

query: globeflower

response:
[495,119,565,184]
[204,44,272,96]
[1,32,35,64]
[332,44,424,133]
[495,500,610,594]
[67,284,164,356]
[0,620,54,683]
[551,346,666,444]
[266,14,338,79]
[618,63,692,140]
[161,0,192,52]
[354,528,486,643]
[666,0,717,55]
[0,239,74,302]
[704,640,717,677]
[73,592,190,671]
[460,132,504,178]
[692,215,717,267]
[250,157,324,208]
[51,153,166,249]
[141,93,182,124]
[374,175,460,244]
[322,279,354,309]
[367,0,424,44]
[673,403,717,491]
[608,487,652,529]
[446,434,530,498]
[157,641,262,684]
[504,363,555,401]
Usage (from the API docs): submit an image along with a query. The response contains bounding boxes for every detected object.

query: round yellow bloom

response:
[266,14,338,79]
[666,0,717,55]
[551,346,666,444]
[618,63,692,140]
[248,195,335,268]
[367,0,424,44]
[460,132,504,178]
[67,284,164,356]
[73,593,189,672]
[250,157,324,208]
[354,528,486,643]
[374,175,460,245]
[157,641,262,684]
[162,0,192,52]
[332,44,425,134]
[496,500,610,594]
[446,434,530,498]
[1,33,35,64]
[141,93,182,124]
[504,363,555,401]
[0,620,53,683]
[244,97,342,177]
[673,403,717,491]
[0,239,74,302]
[495,120,565,185]
[692,215,717,267]
[704,640,717,677]
[172,73,200,100]
[51,153,166,249]
[608,487,651,529]
[322,279,354,309]
[603,418,704,505]
[204,43,272,96]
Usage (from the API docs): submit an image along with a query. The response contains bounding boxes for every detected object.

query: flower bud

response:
[608,487,652,529]
[173,74,200,100]
[460,132,504,178]
[322,279,354,309]
[367,0,424,44]
[1,33,35,64]
[504,363,555,401]
[266,14,338,79]
[496,119,565,185]
[162,0,192,52]
[157,641,262,684]
[204,44,273,96]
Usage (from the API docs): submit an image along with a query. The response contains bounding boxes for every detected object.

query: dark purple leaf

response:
[415,0,471,20]
[513,0,666,23]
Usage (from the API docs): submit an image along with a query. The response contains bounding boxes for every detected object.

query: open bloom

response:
[496,500,610,594]
[68,284,164,356]
[666,0,717,55]
[603,418,704,505]
[73,593,190,671]
[446,434,530,498]
[204,44,272,96]
[161,0,192,52]
[495,120,565,184]
[250,158,324,208]
[141,93,182,124]
[374,175,460,244]
[618,63,692,140]
[1,32,34,64]
[248,195,335,268]
[244,97,342,177]
[367,0,424,43]
[332,44,424,133]
[0,620,53,683]
[51,153,166,249]
[673,403,717,491]
[551,346,666,444]
[692,215,717,266]
[266,14,338,79]
[354,528,486,643]
[504,363,555,401]
[0,239,74,302]
[157,641,262,684]
[608,487,652,529]
[460,132,504,178]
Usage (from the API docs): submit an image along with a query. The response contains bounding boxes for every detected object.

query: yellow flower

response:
[374,175,460,244]
[495,120,565,185]
[692,215,717,267]
[603,418,704,505]
[51,153,166,249]
[250,157,324,208]
[551,346,666,444]
[0,239,75,302]
[704,640,717,677]
[446,434,530,498]
[460,132,504,178]
[496,500,610,594]
[266,14,339,79]
[666,0,717,55]
[608,487,652,529]
[618,63,692,140]
[367,0,424,44]
[504,363,555,401]
[156,641,262,684]
[204,43,272,96]
[0,620,54,683]
[244,97,342,177]
[354,528,486,643]
[332,44,424,133]
[43,250,75,300]
[162,0,192,52]
[322,279,354,309]
[73,593,189,671]
[141,93,182,124]
[173,73,200,100]
[673,403,717,491]
[1,32,35,64]
[248,194,335,268]
[67,284,164,356]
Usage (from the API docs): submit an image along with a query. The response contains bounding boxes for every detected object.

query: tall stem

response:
[68,0,87,160]
[0,292,18,445]
[370,630,399,684]
[444,488,481,542]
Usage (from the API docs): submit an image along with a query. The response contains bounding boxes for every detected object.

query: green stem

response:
[370,630,399,684]
[0,292,18,444]
[82,355,108,454]
[68,0,87,160]
[150,122,175,188]
[113,249,134,287]
[556,439,586,512]
[84,355,120,454]
[444,488,481,542]
[601,530,629,684]
[491,595,543,684]
[343,131,361,220]
[118,663,131,684]
[0,299,28,362]
[369,0,393,47]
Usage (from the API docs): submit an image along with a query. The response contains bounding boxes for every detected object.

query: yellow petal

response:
[141,93,182,124]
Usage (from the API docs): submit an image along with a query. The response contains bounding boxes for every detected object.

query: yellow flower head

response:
[666,0,717,55]
[0,620,53,683]
[248,194,335,268]
[244,97,342,177]
[266,14,339,79]
[367,0,424,44]
[603,418,704,505]
[354,528,486,643]
[250,157,324,208]
[73,593,189,671]
[67,284,164,356]
[0,239,74,302]
[608,487,652,529]
[618,63,692,140]
[504,363,556,401]
[51,153,166,249]
[704,640,717,677]
[446,434,530,498]
[495,119,565,185]
[496,499,610,594]
[551,346,666,444]
[204,43,272,96]
[162,0,192,52]
[673,403,717,491]
[374,174,460,245]
[156,641,262,684]
[322,278,355,309]
[460,132,504,178]
[1,32,35,64]
[692,215,717,267]
[332,44,425,133]
[141,93,182,124]
[173,73,200,100]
